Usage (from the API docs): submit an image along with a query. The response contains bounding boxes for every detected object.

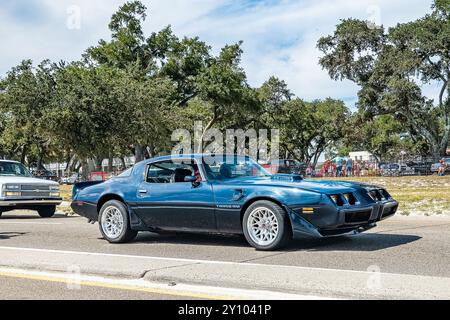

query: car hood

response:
[0,176,59,186]
[217,176,377,194]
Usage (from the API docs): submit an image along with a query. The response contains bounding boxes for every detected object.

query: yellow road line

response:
[0,270,239,300]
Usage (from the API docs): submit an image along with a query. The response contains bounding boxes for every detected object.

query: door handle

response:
[138,190,148,194]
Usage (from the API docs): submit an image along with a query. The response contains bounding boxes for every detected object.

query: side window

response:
[146,161,200,184]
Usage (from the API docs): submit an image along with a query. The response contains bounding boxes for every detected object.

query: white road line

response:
[0,222,63,225]
[0,245,428,278]
[0,267,334,300]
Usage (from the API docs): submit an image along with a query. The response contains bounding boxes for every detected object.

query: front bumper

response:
[289,200,399,238]
[0,199,62,207]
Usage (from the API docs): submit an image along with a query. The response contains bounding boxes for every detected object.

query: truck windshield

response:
[0,162,32,177]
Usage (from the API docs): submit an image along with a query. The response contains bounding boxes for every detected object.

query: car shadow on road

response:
[0,213,77,220]
[134,232,250,248]
[133,232,421,252]
[0,232,28,240]
[288,233,422,252]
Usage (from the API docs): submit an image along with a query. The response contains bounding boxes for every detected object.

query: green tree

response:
[0,60,63,167]
[257,77,351,165]
[318,0,450,158]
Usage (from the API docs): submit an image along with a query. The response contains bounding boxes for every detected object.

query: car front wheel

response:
[243,201,292,251]
[37,206,56,218]
[98,200,138,243]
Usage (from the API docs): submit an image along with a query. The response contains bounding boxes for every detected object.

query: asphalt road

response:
[1,211,450,299]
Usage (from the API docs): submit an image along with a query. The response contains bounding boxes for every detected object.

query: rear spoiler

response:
[72,181,104,200]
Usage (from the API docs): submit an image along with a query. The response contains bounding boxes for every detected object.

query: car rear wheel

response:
[243,201,292,251]
[99,200,138,243]
[37,206,56,218]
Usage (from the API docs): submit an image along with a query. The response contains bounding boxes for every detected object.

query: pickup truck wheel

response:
[37,206,56,218]
[99,200,137,243]
[243,201,292,251]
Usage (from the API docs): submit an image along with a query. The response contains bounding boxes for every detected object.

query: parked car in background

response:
[380,163,415,176]
[271,159,307,176]
[60,173,81,185]
[380,163,401,176]
[406,161,434,176]
[72,154,398,251]
[89,171,109,182]
[431,158,450,174]
[31,169,58,182]
[0,160,62,218]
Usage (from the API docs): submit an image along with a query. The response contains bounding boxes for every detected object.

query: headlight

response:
[5,191,21,197]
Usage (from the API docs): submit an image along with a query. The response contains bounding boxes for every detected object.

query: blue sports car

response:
[71,154,398,250]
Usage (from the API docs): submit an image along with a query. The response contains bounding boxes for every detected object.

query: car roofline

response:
[0,160,21,164]
[139,154,252,165]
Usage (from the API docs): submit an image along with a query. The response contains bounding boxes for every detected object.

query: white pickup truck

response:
[0,160,62,218]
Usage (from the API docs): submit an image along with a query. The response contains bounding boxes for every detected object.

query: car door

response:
[133,159,217,232]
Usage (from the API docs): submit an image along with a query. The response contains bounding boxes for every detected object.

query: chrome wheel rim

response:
[247,207,279,246]
[101,206,124,239]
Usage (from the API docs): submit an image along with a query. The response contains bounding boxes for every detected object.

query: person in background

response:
[346,158,353,177]
[361,161,368,176]
[331,162,337,177]
[334,158,342,177]
[342,160,347,177]
[322,160,330,177]
[354,161,361,177]
[438,158,447,176]
[306,163,313,178]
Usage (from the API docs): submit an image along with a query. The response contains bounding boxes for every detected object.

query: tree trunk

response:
[198,107,221,154]
[108,153,114,173]
[134,145,145,163]
[120,157,127,170]
[81,158,89,182]
[20,145,27,164]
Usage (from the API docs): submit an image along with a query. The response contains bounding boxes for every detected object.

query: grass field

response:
[59,176,450,216]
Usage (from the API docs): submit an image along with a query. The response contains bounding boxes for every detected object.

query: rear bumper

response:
[71,201,98,221]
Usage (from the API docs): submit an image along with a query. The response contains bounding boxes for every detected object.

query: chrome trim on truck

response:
[0,200,62,207]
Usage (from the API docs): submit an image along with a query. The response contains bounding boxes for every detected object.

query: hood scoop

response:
[271,174,303,182]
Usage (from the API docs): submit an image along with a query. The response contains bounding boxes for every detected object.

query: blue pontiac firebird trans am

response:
[71,154,398,251]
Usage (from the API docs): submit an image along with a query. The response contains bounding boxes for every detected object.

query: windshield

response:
[202,155,271,181]
[0,162,32,177]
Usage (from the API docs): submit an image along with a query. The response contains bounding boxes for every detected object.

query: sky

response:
[0,0,435,108]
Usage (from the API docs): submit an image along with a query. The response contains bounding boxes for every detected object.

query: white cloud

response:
[0,0,436,107]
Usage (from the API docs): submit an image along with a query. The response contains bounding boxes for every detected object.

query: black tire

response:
[98,200,138,243]
[242,200,292,251]
[0,212,2,218]
[37,206,56,218]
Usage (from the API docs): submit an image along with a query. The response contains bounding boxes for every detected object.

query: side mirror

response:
[184,176,197,183]
[184,176,200,187]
